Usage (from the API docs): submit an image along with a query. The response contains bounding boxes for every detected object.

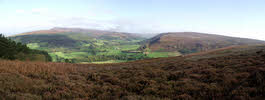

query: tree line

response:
[0,34,52,61]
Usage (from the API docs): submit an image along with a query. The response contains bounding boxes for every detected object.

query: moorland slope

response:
[140,32,265,54]
[0,45,264,99]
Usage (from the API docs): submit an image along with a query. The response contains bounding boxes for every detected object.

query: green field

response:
[147,51,182,58]
[38,42,182,63]
[13,33,182,63]
[27,43,40,49]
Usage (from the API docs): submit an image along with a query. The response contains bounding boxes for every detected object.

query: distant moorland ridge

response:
[140,32,265,54]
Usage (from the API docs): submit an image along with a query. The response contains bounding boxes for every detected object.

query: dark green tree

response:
[0,34,52,61]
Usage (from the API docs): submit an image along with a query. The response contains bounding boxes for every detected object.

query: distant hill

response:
[11,29,265,63]
[140,32,265,54]
[10,27,148,63]
[12,27,146,48]
[15,27,144,40]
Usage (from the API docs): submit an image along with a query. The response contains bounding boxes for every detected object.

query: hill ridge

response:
[140,32,265,54]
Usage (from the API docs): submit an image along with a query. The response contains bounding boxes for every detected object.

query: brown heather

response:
[141,32,265,53]
[0,45,264,100]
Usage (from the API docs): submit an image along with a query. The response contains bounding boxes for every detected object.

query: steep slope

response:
[0,45,264,99]
[140,32,265,54]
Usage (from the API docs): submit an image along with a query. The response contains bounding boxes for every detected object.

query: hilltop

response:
[0,45,264,99]
[14,27,144,40]
[140,32,265,54]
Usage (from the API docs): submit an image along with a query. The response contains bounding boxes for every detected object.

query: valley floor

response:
[0,45,264,100]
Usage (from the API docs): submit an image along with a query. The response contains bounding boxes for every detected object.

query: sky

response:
[0,0,265,40]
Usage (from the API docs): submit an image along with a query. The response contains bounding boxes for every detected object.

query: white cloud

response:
[51,17,117,30]
[15,9,26,14]
[3,12,265,40]
[31,8,49,15]
[15,8,49,15]
[50,17,169,33]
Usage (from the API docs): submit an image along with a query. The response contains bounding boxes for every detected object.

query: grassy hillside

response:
[11,29,265,64]
[0,45,264,99]
[0,34,51,62]
[11,28,178,63]
[11,28,152,63]
[140,32,265,55]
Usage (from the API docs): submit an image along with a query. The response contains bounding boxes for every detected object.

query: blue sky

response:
[0,0,265,40]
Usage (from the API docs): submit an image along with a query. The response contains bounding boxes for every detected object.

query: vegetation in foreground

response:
[0,45,264,99]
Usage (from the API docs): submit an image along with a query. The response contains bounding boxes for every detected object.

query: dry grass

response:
[0,60,76,75]
[0,45,264,100]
